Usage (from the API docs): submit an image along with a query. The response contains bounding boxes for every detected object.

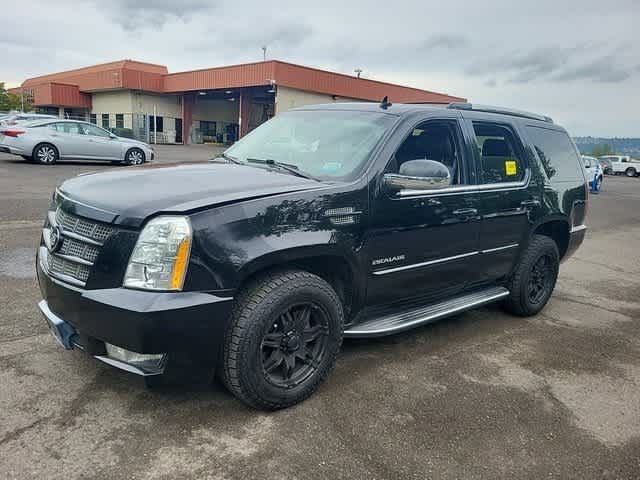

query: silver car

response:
[0,119,154,165]
[0,113,58,126]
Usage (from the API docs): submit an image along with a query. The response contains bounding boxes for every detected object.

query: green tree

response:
[0,82,29,112]
[591,144,612,157]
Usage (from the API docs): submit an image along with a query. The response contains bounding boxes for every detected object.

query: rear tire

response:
[502,235,559,317]
[222,269,343,410]
[625,167,637,177]
[33,144,58,165]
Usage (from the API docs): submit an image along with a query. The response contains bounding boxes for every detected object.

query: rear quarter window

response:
[525,126,584,182]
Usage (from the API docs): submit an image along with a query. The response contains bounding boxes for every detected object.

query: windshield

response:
[224,110,397,181]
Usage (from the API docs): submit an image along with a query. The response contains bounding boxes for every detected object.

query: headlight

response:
[123,216,192,291]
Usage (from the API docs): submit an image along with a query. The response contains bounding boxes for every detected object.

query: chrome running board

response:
[344,286,509,338]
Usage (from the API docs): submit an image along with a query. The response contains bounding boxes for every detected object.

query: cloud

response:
[98,0,214,30]
[551,56,631,83]
[466,46,580,83]
[421,33,469,50]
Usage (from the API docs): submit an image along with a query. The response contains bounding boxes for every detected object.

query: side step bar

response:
[344,286,509,338]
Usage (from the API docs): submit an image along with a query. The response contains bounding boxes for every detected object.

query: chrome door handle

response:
[520,200,540,208]
[452,208,478,218]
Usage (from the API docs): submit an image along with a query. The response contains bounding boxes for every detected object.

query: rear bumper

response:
[563,224,587,262]
[0,144,26,155]
[36,250,234,375]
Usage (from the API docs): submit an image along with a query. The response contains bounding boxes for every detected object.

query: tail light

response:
[0,129,25,137]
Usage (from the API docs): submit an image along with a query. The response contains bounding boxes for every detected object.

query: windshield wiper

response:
[211,152,241,164]
[246,158,319,181]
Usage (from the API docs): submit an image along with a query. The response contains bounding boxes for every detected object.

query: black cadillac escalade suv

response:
[36,102,587,410]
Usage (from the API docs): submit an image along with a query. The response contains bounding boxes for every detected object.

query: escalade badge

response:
[372,254,405,266]
[49,226,62,253]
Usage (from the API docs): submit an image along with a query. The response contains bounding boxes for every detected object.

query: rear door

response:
[49,122,86,157]
[461,115,539,287]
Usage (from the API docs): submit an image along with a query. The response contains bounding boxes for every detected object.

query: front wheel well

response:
[532,220,570,259]
[241,256,356,319]
[125,147,145,162]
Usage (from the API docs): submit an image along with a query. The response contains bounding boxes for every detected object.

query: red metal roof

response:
[18,59,466,106]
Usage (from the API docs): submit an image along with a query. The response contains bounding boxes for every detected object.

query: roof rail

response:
[447,102,553,123]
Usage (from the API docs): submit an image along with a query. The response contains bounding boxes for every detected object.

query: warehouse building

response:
[13,59,466,144]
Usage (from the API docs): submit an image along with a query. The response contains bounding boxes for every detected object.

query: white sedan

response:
[0,119,154,165]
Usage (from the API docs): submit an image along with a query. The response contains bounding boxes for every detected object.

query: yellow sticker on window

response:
[505,160,518,176]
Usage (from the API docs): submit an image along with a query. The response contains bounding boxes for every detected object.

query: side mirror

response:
[383,159,452,192]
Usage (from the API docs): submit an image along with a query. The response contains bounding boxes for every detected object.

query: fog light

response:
[105,343,165,369]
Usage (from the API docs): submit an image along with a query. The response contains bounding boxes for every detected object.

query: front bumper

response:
[37,252,234,376]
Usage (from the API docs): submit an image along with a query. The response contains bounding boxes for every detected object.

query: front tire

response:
[125,148,145,165]
[33,144,58,165]
[222,269,343,410]
[503,235,559,317]
[625,167,637,178]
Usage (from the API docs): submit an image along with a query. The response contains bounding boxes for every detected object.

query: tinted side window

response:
[83,124,111,138]
[53,122,82,134]
[473,122,525,184]
[526,126,583,181]
[390,120,465,185]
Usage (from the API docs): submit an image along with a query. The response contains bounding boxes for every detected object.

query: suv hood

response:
[58,163,322,227]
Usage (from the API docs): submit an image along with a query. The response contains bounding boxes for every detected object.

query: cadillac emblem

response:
[49,226,62,253]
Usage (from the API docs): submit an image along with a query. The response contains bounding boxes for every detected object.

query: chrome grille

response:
[48,253,90,283]
[55,208,113,242]
[59,237,100,263]
[43,208,114,287]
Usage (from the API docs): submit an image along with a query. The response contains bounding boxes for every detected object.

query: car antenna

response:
[380,96,392,109]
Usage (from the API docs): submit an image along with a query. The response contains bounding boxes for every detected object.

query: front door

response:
[364,118,482,306]
[81,124,121,160]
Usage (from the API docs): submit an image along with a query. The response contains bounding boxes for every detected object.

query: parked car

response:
[599,155,640,177]
[598,157,613,175]
[0,119,154,165]
[0,113,57,125]
[36,102,587,409]
[582,155,603,190]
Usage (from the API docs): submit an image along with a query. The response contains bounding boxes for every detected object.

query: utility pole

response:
[262,46,267,61]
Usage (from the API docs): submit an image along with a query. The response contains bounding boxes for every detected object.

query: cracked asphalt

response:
[1,147,639,479]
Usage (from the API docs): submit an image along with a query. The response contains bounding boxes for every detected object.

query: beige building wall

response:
[132,92,182,117]
[275,86,365,113]
[91,91,134,115]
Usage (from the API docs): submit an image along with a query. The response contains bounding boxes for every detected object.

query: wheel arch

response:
[237,247,363,320]
[531,218,571,259]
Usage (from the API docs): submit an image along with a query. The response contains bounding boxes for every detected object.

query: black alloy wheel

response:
[503,234,559,316]
[260,303,329,389]
[222,269,343,410]
[527,254,554,304]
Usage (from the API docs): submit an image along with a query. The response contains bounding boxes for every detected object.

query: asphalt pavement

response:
[1,147,639,479]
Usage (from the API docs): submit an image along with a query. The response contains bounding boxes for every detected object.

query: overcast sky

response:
[3,0,638,136]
